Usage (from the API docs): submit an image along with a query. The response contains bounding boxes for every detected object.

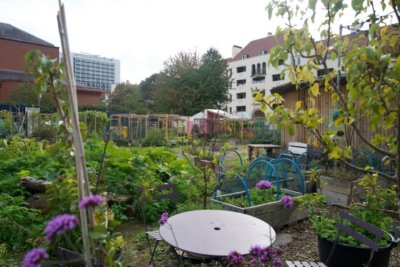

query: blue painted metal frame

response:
[270,158,305,195]
[217,149,243,181]
[240,159,281,206]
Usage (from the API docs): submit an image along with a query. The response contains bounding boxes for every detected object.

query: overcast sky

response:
[0,0,283,84]
[0,0,368,84]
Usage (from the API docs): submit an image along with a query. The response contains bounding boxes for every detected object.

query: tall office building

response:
[71,52,120,91]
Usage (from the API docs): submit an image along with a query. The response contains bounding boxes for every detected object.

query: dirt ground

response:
[118,218,400,267]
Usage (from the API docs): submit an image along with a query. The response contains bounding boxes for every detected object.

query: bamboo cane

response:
[57,1,92,266]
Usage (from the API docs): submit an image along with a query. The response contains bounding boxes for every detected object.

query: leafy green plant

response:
[221,187,278,208]
[142,130,166,147]
[111,202,128,222]
[298,175,398,248]
[0,194,44,250]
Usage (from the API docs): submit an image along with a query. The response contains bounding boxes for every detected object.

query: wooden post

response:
[57,2,92,266]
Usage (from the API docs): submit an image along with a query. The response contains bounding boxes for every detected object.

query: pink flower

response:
[281,195,294,208]
[78,195,104,209]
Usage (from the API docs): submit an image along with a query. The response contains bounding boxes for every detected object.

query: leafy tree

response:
[107,82,146,113]
[10,82,56,112]
[256,0,400,197]
[195,48,230,110]
[155,49,230,115]
[139,73,159,112]
[25,50,71,142]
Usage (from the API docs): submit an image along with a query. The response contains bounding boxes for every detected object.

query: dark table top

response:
[159,210,276,257]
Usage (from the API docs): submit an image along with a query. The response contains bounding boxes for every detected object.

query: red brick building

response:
[0,22,104,106]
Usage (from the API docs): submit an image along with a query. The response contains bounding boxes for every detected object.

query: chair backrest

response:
[288,142,307,155]
[137,183,178,229]
[326,210,384,266]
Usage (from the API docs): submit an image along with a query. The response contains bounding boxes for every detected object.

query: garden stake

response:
[57,1,92,266]
[94,126,113,194]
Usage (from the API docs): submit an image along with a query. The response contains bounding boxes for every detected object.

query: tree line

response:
[8,47,230,116]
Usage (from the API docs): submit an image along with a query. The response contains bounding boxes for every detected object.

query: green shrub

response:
[0,194,44,250]
[142,130,166,147]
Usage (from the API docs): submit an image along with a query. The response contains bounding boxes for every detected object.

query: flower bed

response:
[212,187,307,229]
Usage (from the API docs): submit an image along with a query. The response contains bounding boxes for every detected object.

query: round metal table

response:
[159,210,276,257]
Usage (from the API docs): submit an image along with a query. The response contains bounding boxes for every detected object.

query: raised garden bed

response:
[211,189,308,229]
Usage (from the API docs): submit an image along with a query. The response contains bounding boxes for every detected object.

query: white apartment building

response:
[71,52,120,92]
[226,34,338,119]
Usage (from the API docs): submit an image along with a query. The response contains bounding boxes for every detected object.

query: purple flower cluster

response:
[249,245,282,267]
[23,248,48,267]
[44,214,79,241]
[228,246,282,267]
[281,195,294,208]
[159,212,169,225]
[227,250,244,266]
[78,194,104,209]
[255,180,272,189]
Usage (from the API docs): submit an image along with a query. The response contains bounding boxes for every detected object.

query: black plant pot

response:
[317,235,396,267]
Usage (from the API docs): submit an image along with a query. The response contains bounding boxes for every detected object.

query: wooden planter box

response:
[318,175,362,205]
[211,190,308,229]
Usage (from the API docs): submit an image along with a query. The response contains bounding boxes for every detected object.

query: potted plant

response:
[298,175,399,267]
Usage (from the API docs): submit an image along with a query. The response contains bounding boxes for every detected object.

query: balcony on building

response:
[251,62,266,78]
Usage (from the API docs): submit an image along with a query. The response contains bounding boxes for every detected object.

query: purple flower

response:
[78,195,104,209]
[249,244,263,257]
[259,247,270,263]
[272,254,282,267]
[159,212,169,225]
[227,250,244,266]
[44,214,79,241]
[256,180,272,189]
[281,195,294,208]
[23,248,48,267]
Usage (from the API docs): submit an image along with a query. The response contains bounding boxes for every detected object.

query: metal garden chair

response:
[286,210,385,267]
[138,183,178,266]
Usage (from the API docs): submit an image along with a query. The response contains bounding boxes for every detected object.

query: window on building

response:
[259,50,268,56]
[272,74,284,81]
[236,79,246,86]
[237,93,246,99]
[229,107,232,113]
[262,62,266,74]
[236,106,246,112]
[251,65,256,76]
[237,66,246,73]
[242,54,250,60]
[229,94,232,101]
[253,77,265,83]
[278,59,285,65]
